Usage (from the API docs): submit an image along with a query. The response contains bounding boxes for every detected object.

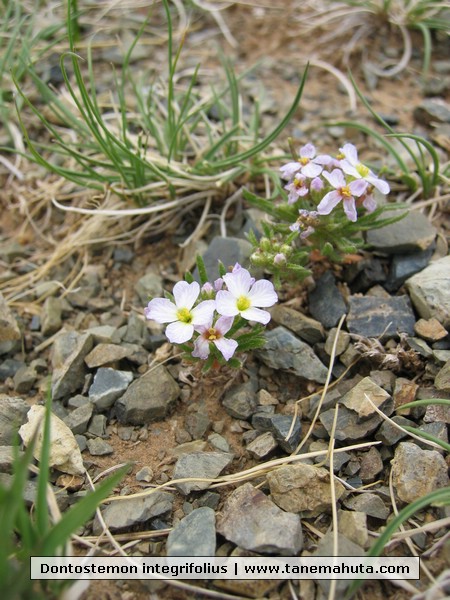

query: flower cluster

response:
[245,140,403,283]
[144,263,278,364]
[281,142,390,232]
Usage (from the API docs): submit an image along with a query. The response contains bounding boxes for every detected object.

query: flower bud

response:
[259,237,271,252]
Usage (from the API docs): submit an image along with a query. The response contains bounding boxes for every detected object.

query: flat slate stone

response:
[195,236,253,282]
[366,210,436,254]
[406,255,450,328]
[308,271,347,328]
[173,452,234,495]
[51,331,93,400]
[166,507,216,556]
[88,368,134,412]
[252,412,302,453]
[256,327,328,383]
[347,295,416,338]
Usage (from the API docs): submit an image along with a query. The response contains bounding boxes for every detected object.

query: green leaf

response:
[195,255,209,285]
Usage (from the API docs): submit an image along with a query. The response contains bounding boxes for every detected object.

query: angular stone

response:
[41,296,63,336]
[270,305,325,343]
[173,452,234,495]
[246,432,278,458]
[338,510,368,548]
[324,328,350,356]
[267,463,345,516]
[92,491,174,534]
[375,415,415,445]
[308,271,347,328]
[252,413,301,453]
[366,210,436,253]
[135,272,163,305]
[63,402,94,435]
[167,507,216,557]
[347,295,416,338]
[84,344,133,368]
[88,368,134,411]
[359,447,383,482]
[340,377,391,420]
[85,325,121,344]
[222,379,258,420]
[207,433,230,453]
[196,236,253,282]
[405,255,450,327]
[13,365,37,394]
[415,318,448,342]
[115,366,179,425]
[217,483,303,555]
[256,327,327,383]
[19,405,85,475]
[386,248,433,291]
[391,442,449,503]
[393,377,419,414]
[51,331,93,400]
[320,405,387,442]
[86,437,114,456]
[414,98,450,125]
[435,360,450,392]
[0,292,21,342]
[0,445,23,473]
[343,493,389,519]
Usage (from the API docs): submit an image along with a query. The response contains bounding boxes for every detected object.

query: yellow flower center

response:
[340,185,352,198]
[236,296,251,312]
[176,307,193,323]
[298,157,309,165]
[336,152,345,160]
[207,327,218,341]
[293,177,303,188]
[356,163,370,178]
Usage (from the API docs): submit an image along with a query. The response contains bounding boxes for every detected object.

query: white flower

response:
[216,265,277,325]
[339,143,390,195]
[144,281,215,344]
[280,143,333,180]
[317,168,367,222]
[192,316,238,361]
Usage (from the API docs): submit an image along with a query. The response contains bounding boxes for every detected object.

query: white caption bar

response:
[31,556,419,580]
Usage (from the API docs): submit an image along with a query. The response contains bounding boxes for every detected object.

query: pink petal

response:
[215,290,239,317]
[172,281,200,310]
[192,336,210,360]
[343,197,357,222]
[301,162,322,178]
[317,190,342,215]
[214,337,238,361]
[341,143,358,165]
[165,321,194,343]
[323,168,345,189]
[349,179,368,197]
[223,268,252,297]
[247,280,278,308]
[191,300,216,325]
[368,176,390,195]
[215,315,235,335]
[300,143,316,159]
[363,194,377,213]
[315,154,334,166]
[279,162,300,180]
[339,160,359,179]
[240,306,271,324]
[144,298,177,323]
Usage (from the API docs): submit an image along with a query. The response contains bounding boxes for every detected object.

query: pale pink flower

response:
[339,143,390,194]
[216,266,277,325]
[273,253,286,264]
[317,169,368,222]
[280,143,333,180]
[145,281,215,344]
[192,316,238,361]
[284,174,309,204]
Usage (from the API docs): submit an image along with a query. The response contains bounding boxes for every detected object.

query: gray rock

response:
[340,377,391,420]
[173,452,234,495]
[197,491,221,510]
[185,411,211,439]
[86,437,114,456]
[256,327,328,383]
[222,379,258,420]
[195,236,253,282]
[391,441,449,503]
[217,483,303,555]
[343,493,390,519]
[63,402,94,435]
[0,292,21,342]
[0,358,23,380]
[41,296,63,336]
[270,305,325,343]
[386,248,434,291]
[366,210,436,254]
[252,412,302,453]
[267,463,345,516]
[313,531,365,596]
[167,507,216,556]
[0,395,29,444]
[324,327,350,356]
[310,440,350,472]
[414,98,450,125]
[84,344,133,368]
[359,447,383,482]
[122,312,146,345]
[246,431,278,458]
[435,359,450,392]
[136,466,153,482]
[87,414,107,437]
[115,366,179,425]
[308,272,347,328]
[13,365,37,394]
[338,510,368,548]
[320,405,387,442]
[417,422,448,451]
[51,331,94,400]
[85,325,121,344]
[135,272,163,305]
[375,415,415,445]
[92,491,174,534]
[207,433,231,453]
[405,256,450,327]
[0,445,24,473]
[88,368,133,411]
[347,295,416,338]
